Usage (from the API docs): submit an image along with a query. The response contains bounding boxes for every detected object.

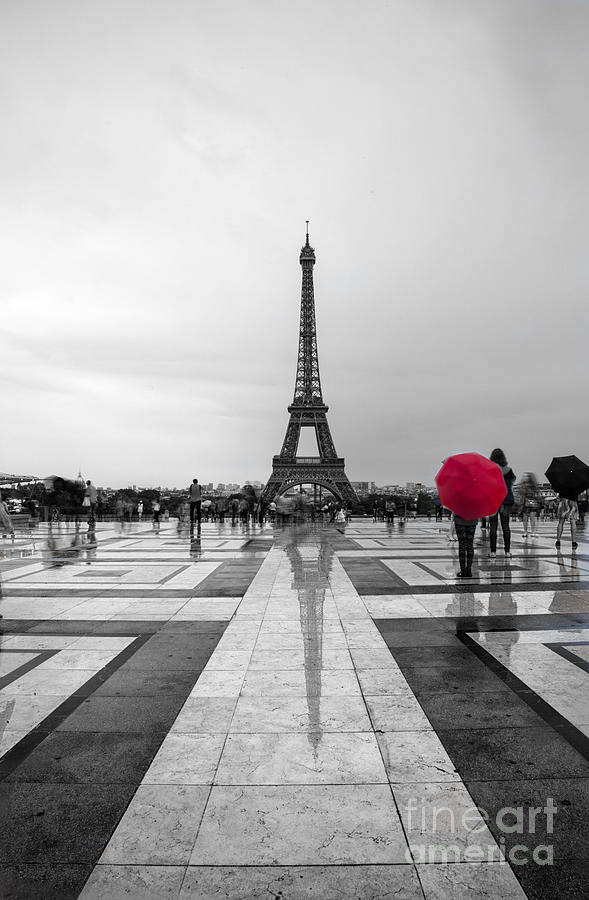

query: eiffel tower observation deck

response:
[261,225,357,507]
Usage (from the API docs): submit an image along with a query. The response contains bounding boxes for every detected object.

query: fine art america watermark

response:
[404,797,557,865]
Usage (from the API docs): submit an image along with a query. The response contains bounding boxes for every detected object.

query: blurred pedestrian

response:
[238,497,249,525]
[578,491,588,528]
[152,497,161,527]
[521,473,541,539]
[556,496,578,550]
[83,480,97,523]
[216,496,228,524]
[488,448,516,558]
[0,492,15,539]
[385,499,396,523]
[137,500,143,521]
[188,479,202,527]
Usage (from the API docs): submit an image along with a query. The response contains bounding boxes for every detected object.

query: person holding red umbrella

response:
[436,452,508,579]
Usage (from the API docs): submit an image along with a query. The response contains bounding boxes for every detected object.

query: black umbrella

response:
[545,455,589,501]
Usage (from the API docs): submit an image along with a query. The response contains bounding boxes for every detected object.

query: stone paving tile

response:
[179,865,424,898]
[190,784,408,865]
[214,732,387,785]
[99,784,209,865]
[79,864,186,898]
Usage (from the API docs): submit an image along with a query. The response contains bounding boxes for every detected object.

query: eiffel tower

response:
[261,225,357,507]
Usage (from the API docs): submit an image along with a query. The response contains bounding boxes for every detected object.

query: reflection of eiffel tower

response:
[281,528,335,754]
[261,225,357,507]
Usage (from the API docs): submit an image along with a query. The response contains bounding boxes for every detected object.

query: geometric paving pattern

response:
[1,517,588,898]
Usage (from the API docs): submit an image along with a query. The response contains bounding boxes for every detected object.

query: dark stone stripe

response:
[459,631,589,763]
[0,618,227,899]
[0,636,152,780]
[547,642,589,675]
[376,618,589,898]
[193,557,265,596]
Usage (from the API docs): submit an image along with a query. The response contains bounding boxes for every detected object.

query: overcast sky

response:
[2,0,588,489]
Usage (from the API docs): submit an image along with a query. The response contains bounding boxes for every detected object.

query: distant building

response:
[351,481,375,495]
[216,483,226,491]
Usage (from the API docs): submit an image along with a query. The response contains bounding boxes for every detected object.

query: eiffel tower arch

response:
[261,225,357,508]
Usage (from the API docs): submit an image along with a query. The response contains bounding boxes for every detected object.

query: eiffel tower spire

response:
[292,222,322,406]
[261,226,357,507]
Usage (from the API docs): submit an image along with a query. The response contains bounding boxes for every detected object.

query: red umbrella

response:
[435,453,507,520]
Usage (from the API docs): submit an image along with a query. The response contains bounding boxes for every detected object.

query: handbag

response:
[82,496,91,507]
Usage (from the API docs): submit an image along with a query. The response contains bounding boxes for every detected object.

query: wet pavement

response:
[0,517,588,898]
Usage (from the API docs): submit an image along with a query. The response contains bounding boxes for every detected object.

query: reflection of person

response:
[488,448,515,558]
[448,511,457,543]
[556,496,578,549]
[454,513,478,579]
[188,479,202,526]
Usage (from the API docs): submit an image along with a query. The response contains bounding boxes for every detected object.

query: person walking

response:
[216,495,228,524]
[385,499,396,524]
[83,480,98,524]
[488,448,516,558]
[556,496,579,550]
[0,492,15,539]
[521,473,541,539]
[188,479,202,527]
[152,497,161,528]
[578,491,588,528]
[238,497,250,525]
[454,512,478,578]
[137,500,143,521]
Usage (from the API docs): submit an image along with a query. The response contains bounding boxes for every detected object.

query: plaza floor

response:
[1,516,588,899]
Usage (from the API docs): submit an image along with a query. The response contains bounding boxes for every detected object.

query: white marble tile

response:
[42,649,120,670]
[171,698,237,733]
[418,862,527,897]
[365,695,433,732]
[215,732,387,785]
[190,785,408,865]
[144,733,226,784]
[356,668,412,696]
[229,695,372,733]
[0,729,28,756]
[241,669,360,697]
[100,785,210,864]
[0,652,39,675]
[379,732,460,783]
[0,694,70,730]
[1,667,99,695]
[202,651,253,670]
[79,865,186,898]
[178,865,423,899]
[0,635,78,650]
[189,670,245,698]
[248,648,353,670]
[394,782,502,861]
